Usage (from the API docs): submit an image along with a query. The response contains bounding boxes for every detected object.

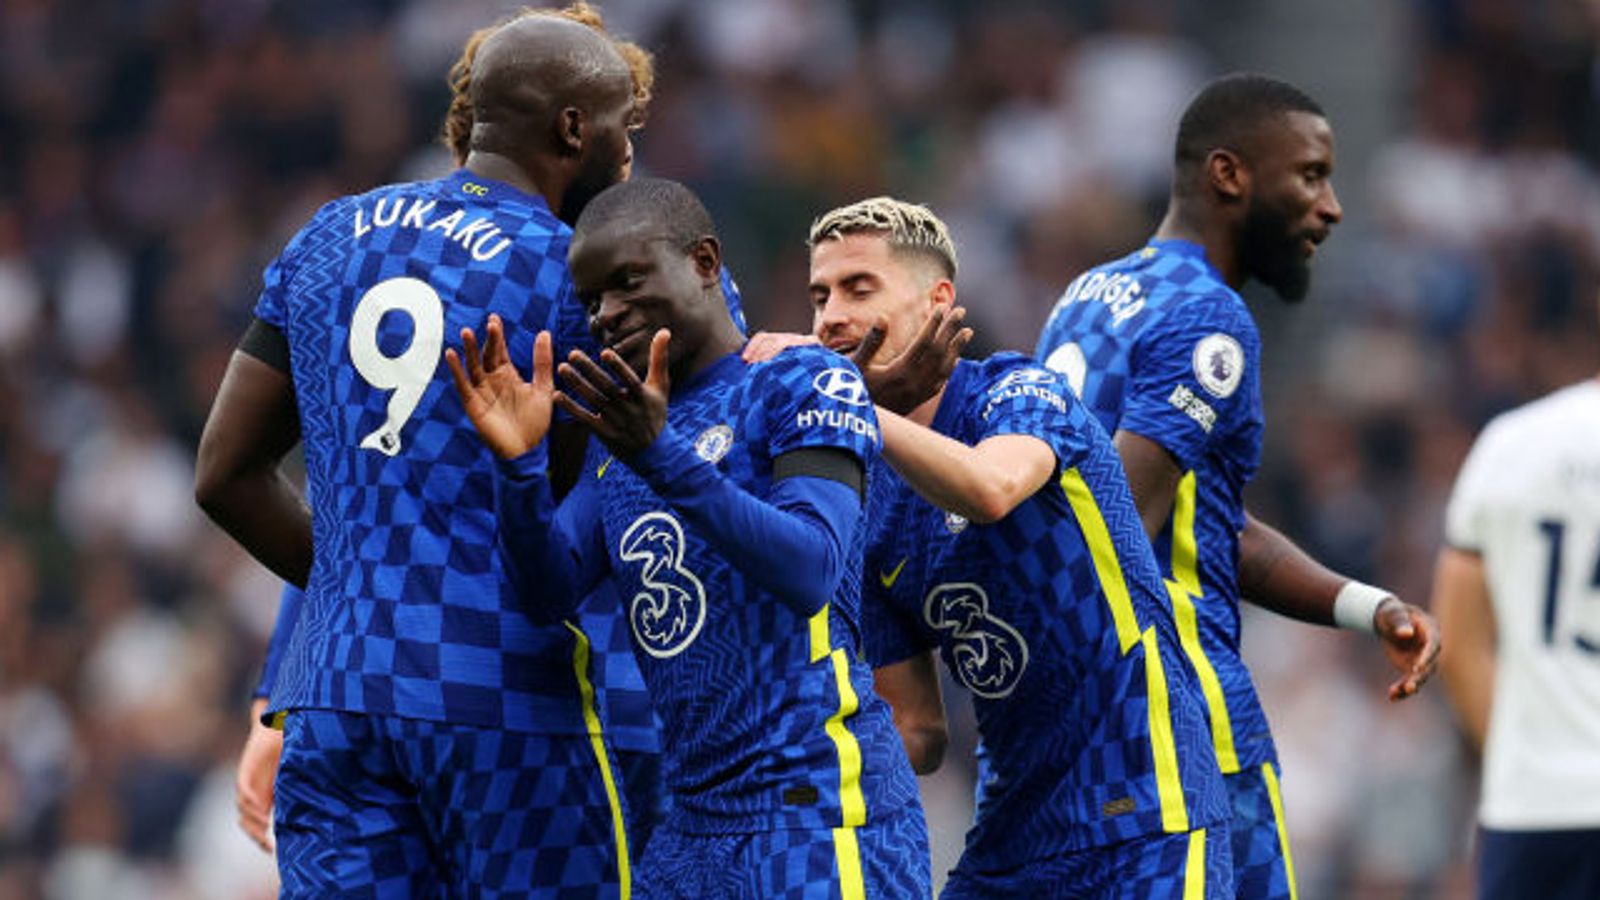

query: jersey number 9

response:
[348,277,445,456]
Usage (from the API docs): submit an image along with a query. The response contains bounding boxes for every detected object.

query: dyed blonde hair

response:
[807,196,958,280]
[442,2,654,165]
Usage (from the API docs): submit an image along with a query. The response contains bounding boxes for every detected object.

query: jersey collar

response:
[1145,238,1226,282]
[445,169,554,216]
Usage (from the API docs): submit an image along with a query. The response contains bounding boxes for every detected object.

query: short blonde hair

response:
[808,197,958,280]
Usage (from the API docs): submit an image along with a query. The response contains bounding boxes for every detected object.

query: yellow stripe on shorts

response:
[809,604,867,900]
[1262,761,1299,900]
[1184,828,1207,899]
[565,622,631,899]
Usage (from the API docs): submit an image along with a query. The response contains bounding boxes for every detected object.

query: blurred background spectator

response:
[1,0,1595,896]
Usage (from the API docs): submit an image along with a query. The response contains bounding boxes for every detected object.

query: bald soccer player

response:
[197,16,641,897]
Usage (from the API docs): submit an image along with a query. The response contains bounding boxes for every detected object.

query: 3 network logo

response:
[619,512,707,658]
[812,368,870,406]
[923,582,1029,698]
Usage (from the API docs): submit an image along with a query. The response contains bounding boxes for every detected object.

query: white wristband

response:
[1333,581,1392,633]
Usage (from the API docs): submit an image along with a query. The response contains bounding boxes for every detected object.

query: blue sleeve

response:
[970,358,1094,469]
[628,425,861,616]
[493,450,608,622]
[252,200,340,329]
[1119,298,1259,472]
[760,347,882,461]
[254,583,304,701]
[253,246,296,330]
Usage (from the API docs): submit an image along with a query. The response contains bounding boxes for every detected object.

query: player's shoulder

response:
[1149,275,1254,336]
[1478,381,1600,450]
[743,346,878,437]
[753,343,865,390]
[961,353,1076,417]
[965,352,1063,392]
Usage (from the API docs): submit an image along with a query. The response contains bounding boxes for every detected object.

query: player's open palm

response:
[556,329,670,458]
[446,315,555,460]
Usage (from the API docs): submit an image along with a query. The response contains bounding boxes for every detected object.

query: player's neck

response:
[1154,205,1245,290]
[674,323,746,389]
[906,385,947,428]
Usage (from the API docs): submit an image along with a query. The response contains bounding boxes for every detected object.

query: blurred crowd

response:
[0,0,1596,897]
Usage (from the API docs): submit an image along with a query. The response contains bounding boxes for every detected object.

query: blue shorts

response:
[1479,825,1600,900]
[616,748,667,861]
[1226,762,1295,900]
[635,806,930,899]
[275,709,628,898]
[941,824,1232,900]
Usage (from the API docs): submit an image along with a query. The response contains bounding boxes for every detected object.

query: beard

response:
[1239,198,1313,303]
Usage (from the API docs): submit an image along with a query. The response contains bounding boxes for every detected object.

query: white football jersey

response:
[1445,379,1600,829]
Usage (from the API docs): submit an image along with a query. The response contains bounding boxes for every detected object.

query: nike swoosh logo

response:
[879,557,908,589]
[597,456,614,478]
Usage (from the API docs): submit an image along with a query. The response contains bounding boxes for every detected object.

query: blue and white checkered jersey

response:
[860,354,1227,872]
[1034,237,1273,775]
[567,347,922,835]
[256,169,597,734]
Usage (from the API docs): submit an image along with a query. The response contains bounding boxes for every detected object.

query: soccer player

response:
[235,3,746,864]
[196,16,641,895]
[1433,354,1600,900]
[801,197,1232,897]
[1033,73,1440,899]
[450,178,930,898]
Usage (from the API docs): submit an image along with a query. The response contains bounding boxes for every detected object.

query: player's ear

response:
[689,236,721,285]
[1206,148,1247,203]
[556,106,584,155]
[929,277,956,310]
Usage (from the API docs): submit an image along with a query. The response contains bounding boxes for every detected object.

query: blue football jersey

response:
[252,176,749,742]
[556,347,922,834]
[1034,237,1272,774]
[861,355,1227,872]
[256,169,599,733]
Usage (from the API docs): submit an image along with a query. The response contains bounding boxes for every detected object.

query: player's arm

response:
[564,332,866,616]
[233,580,300,852]
[875,410,1056,523]
[872,651,948,775]
[1431,547,1494,753]
[1237,512,1440,701]
[1111,430,1183,540]
[195,320,311,588]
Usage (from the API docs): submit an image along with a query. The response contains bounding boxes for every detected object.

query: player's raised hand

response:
[854,306,973,414]
[1374,598,1441,702]
[556,328,670,458]
[446,315,556,459]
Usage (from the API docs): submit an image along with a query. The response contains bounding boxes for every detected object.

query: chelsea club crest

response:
[694,424,734,463]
